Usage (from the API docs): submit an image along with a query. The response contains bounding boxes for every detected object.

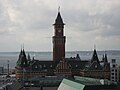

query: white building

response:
[111,59,119,82]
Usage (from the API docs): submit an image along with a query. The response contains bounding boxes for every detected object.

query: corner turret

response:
[17,49,29,67]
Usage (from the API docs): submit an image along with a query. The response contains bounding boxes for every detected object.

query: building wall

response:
[25,87,58,90]
[111,59,119,82]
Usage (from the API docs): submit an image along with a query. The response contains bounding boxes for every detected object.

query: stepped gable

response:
[55,58,72,76]
[56,58,71,70]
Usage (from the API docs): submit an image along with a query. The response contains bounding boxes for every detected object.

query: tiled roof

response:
[30,60,59,71]
[58,76,117,90]
[27,59,89,71]
[86,61,103,70]
[68,60,89,69]
[54,12,64,25]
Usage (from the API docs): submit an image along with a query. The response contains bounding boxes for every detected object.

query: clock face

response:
[58,29,61,33]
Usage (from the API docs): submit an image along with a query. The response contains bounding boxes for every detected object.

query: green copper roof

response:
[74,76,117,85]
[60,78,85,90]
[58,76,117,90]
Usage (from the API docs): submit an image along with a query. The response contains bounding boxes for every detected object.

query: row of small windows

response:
[111,76,118,79]
[34,64,53,69]
[33,64,79,69]
[111,69,118,72]
[111,73,118,76]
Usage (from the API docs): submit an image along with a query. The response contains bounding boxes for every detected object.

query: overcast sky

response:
[0,0,120,52]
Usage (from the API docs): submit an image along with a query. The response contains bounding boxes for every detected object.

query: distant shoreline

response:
[0,50,120,53]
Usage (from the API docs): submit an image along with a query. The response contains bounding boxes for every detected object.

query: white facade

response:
[110,59,119,82]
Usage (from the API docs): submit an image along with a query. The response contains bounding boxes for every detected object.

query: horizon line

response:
[0,49,120,53]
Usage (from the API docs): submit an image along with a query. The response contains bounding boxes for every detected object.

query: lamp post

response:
[7,60,9,76]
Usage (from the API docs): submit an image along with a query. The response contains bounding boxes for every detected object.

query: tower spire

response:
[54,8,64,25]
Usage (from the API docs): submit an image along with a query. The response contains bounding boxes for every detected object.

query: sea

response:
[0,50,120,69]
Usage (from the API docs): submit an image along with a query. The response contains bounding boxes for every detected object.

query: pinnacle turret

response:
[17,48,28,67]
[91,49,99,63]
[104,53,108,63]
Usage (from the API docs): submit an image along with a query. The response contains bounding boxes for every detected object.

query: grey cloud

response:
[0,0,120,51]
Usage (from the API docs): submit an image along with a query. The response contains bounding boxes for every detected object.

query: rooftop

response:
[58,76,118,90]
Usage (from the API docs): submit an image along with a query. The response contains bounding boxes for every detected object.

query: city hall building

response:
[15,10,110,80]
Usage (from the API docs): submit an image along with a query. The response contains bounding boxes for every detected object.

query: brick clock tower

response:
[52,11,66,61]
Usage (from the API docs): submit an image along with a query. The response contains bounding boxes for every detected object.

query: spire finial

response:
[58,6,60,12]
[23,43,24,49]
[21,44,22,50]
[94,44,96,50]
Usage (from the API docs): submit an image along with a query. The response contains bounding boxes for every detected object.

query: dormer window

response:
[35,65,38,68]
[95,65,97,68]
[50,65,52,67]
[44,64,46,67]
[39,65,42,68]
